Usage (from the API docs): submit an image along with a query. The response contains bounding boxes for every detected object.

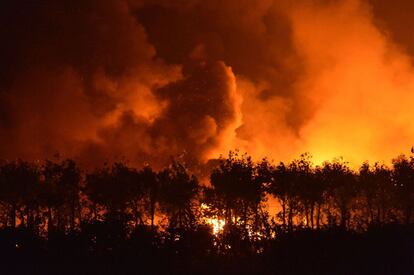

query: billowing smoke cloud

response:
[83,61,241,167]
[285,0,414,165]
[1,0,414,168]
[0,0,240,167]
[135,0,414,166]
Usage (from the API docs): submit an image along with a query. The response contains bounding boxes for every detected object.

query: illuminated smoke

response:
[286,0,414,165]
[1,0,414,168]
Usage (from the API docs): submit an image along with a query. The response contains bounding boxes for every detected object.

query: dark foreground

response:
[1,225,413,275]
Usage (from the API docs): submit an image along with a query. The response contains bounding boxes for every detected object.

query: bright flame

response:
[207,218,225,235]
[201,203,225,235]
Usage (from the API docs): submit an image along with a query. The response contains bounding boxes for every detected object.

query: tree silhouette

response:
[41,160,65,234]
[59,160,81,231]
[85,162,138,225]
[40,159,81,233]
[392,155,414,224]
[271,159,305,231]
[310,166,327,229]
[359,162,392,225]
[293,154,323,229]
[321,159,357,229]
[0,160,39,229]
[0,151,413,273]
[207,151,267,253]
[139,166,159,229]
[159,160,199,231]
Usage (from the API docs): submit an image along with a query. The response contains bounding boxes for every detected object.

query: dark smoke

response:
[0,0,240,167]
[1,0,414,168]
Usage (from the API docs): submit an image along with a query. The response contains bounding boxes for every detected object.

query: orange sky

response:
[1,0,414,168]
[230,0,414,167]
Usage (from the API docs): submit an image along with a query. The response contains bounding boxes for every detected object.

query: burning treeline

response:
[3,0,414,168]
[1,151,414,245]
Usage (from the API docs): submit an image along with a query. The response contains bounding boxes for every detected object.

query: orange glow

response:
[216,0,414,167]
[201,203,225,235]
[206,217,226,235]
[3,0,414,169]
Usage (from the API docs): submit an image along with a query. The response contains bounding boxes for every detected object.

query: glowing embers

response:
[201,203,225,235]
[207,217,225,235]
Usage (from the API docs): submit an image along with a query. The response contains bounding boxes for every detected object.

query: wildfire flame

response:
[206,218,226,235]
[201,203,225,235]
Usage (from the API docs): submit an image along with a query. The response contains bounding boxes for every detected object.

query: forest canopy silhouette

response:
[0,151,414,273]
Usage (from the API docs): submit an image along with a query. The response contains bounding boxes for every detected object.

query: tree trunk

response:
[10,203,16,228]
[340,207,347,229]
[47,206,53,235]
[150,200,155,229]
[57,208,61,231]
[367,200,374,225]
[405,206,411,225]
[77,204,82,227]
[288,205,293,232]
[316,203,321,229]
[226,204,232,226]
[376,207,381,224]
[93,203,97,222]
[70,198,76,231]
[281,199,286,230]
[304,207,309,228]
[310,203,315,229]
[178,208,182,229]
[243,202,248,234]
[27,207,33,229]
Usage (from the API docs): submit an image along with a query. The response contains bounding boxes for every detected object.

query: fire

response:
[201,203,225,235]
[206,217,225,235]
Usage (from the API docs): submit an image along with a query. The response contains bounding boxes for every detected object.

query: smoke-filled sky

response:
[1,0,414,168]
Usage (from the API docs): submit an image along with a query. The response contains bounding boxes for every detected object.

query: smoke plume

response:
[1,0,414,167]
